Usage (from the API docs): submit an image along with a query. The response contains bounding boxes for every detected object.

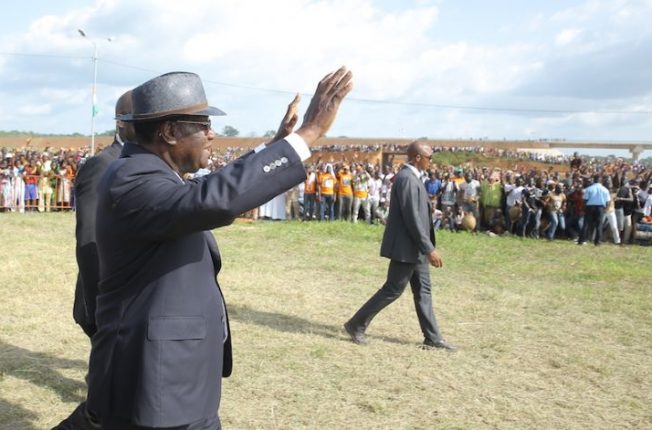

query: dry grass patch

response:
[1,215,651,429]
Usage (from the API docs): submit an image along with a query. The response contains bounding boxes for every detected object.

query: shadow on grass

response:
[0,398,39,430]
[229,304,410,346]
[0,340,87,403]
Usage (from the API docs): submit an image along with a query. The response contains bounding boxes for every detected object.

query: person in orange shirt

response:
[352,164,372,223]
[337,164,353,221]
[318,164,336,221]
[303,164,317,220]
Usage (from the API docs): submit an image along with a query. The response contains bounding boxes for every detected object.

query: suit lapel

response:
[403,166,437,248]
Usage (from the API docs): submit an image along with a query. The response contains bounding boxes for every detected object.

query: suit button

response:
[270,163,277,170]
[280,157,288,164]
[263,165,270,173]
[275,159,282,167]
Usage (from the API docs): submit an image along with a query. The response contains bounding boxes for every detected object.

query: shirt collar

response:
[405,163,421,179]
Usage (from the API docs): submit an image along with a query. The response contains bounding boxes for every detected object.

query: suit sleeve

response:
[74,155,113,334]
[108,139,306,241]
[395,175,436,255]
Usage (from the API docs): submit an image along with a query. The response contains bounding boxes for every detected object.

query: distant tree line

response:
[0,125,244,138]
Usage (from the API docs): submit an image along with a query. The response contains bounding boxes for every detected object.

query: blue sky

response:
[1,0,651,156]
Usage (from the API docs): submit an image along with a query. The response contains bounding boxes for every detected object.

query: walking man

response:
[52,90,134,430]
[344,141,455,351]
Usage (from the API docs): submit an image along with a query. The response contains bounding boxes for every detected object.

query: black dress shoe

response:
[51,402,101,430]
[344,321,368,345]
[422,339,457,352]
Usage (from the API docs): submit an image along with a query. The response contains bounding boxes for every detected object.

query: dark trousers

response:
[348,257,442,343]
[103,415,220,430]
[320,194,335,221]
[580,205,605,245]
[303,193,316,220]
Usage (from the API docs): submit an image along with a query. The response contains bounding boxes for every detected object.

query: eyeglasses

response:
[175,119,212,134]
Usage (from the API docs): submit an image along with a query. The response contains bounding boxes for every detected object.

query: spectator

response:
[489,208,506,235]
[480,172,503,229]
[545,183,566,240]
[37,154,54,212]
[23,160,39,211]
[368,171,382,224]
[374,198,388,225]
[615,180,635,245]
[303,165,317,221]
[318,164,336,221]
[459,172,480,230]
[644,184,652,217]
[579,175,611,246]
[440,173,457,215]
[505,177,524,233]
[285,185,301,220]
[570,152,582,171]
[336,164,353,221]
[424,170,441,203]
[352,164,371,223]
[566,180,585,241]
[601,178,620,244]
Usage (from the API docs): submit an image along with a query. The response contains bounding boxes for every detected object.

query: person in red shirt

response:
[23,161,39,211]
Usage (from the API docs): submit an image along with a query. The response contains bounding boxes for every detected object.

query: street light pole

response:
[90,41,98,156]
[78,28,111,156]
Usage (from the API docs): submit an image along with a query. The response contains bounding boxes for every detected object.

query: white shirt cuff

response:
[253,133,311,162]
[284,133,311,161]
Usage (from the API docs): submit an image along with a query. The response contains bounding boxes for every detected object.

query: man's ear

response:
[160,122,177,145]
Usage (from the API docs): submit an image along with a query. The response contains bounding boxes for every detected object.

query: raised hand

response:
[270,93,301,143]
[296,66,353,145]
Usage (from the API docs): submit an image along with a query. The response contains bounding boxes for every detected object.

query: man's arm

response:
[109,141,308,241]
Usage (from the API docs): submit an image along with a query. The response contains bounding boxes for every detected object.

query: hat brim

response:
[117,105,226,122]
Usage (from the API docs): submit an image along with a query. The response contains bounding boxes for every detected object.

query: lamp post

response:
[78,28,112,156]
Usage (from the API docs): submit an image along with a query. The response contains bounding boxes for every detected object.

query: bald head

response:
[407,141,432,161]
[407,141,433,171]
[115,90,135,142]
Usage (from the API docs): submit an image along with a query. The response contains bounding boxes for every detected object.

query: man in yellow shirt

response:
[303,165,317,220]
[337,164,353,221]
[352,164,372,223]
[318,164,336,221]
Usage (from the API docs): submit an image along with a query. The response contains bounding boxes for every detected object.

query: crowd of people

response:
[264,151,652,246]
[0,145,249,212]
[3,144,652,247]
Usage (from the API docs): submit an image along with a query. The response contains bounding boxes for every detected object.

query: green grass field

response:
[0,214,651,429]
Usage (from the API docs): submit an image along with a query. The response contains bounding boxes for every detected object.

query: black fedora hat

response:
[119,72,225,122]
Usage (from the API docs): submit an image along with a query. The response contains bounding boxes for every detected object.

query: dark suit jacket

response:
[73,139,122,337]
[87,140,306,428]
[380,165,436,263]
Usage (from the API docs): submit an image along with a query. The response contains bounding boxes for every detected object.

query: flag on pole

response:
[92,92,99,117]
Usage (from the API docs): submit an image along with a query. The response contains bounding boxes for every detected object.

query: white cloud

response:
[1,0,652,142]
[40,88,87,105]
[17,103,52,116]
[555,28,582,46]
